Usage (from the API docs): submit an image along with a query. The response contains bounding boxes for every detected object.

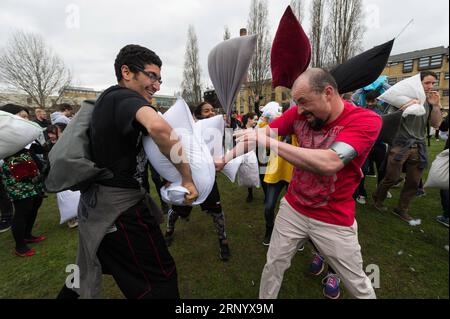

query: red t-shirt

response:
[269,100,382,227]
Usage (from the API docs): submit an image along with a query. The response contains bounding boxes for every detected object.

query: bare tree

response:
[181,25,202,107]
[247,0,271,100]
[290,0,305,23]
[325,0,365,66]
[223,26,231,41]
[0,31,71,109]
[310,0,329,68]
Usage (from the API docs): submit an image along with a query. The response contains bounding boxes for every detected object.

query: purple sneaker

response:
[310,253,325,276]
[322,273,341,299]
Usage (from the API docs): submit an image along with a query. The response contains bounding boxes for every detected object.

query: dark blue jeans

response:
[264,181,288,229]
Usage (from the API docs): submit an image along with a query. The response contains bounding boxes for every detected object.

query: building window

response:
[445,72,449,81]
[419,55,443,70]
[443,90,449,97]
[403,60,413,73]
[282,92,289,101]
[431,55,443,67]
[271,93,276,101]
[388,77,397,85]
[434,72,441,88]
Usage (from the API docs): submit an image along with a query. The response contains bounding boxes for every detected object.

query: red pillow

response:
[271,6,311,89]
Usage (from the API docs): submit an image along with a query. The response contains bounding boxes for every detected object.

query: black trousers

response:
[12,195,43,250]
[58,201,179,299]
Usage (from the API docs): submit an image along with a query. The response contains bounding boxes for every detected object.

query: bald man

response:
[219,68,382,299]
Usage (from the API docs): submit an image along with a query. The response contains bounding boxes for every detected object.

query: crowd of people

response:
[0,44,448,300]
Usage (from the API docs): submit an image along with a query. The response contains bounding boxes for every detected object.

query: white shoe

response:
[356,196,366,205]
[387,192,393,199]
[67,218,78,229]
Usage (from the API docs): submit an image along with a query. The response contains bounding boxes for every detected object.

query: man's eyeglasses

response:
[134,66,162,85]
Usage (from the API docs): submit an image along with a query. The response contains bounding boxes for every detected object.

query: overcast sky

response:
[0,0,448,96]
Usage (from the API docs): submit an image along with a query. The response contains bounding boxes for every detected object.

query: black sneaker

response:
[436,216,449,228]
[0,220,11,234]
[416,189,426,198]
[262,227,273,247]
[219,241,230,261]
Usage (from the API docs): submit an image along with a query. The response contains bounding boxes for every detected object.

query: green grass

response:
[0,140,448,299]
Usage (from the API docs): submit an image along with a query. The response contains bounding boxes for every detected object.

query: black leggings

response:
[12,195,43,250]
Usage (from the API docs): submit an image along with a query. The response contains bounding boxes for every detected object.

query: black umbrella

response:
[330,39,395,94]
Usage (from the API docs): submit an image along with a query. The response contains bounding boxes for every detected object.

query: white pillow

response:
[424,149,449,190]
[194,115,225,158]
[0,111,44,159]
[57,190,81,224]
[237,151,261,188]
[192,115,243,182]
[378,74,426,118]
[143,99,216,206]
[221,157,242,183]
[261,102,282,120]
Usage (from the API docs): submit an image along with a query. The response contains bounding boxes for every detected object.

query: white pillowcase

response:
[57,190,81,224]
[237,151,261,188]
[143,99,216,206]
[378,74,426,118]
[424,149,449,190]
[0,110,44,159]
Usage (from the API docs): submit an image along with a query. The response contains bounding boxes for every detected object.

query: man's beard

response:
[304,112,326,131]
[309,118,327,131]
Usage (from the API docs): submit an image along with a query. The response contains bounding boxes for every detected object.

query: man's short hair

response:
[365,90,381,101]
[58,103,73,112]
[421,70,438,81]
[114,44,163,82]
[308,69,339,94]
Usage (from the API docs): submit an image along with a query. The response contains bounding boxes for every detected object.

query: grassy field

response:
[0,140,448,299]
